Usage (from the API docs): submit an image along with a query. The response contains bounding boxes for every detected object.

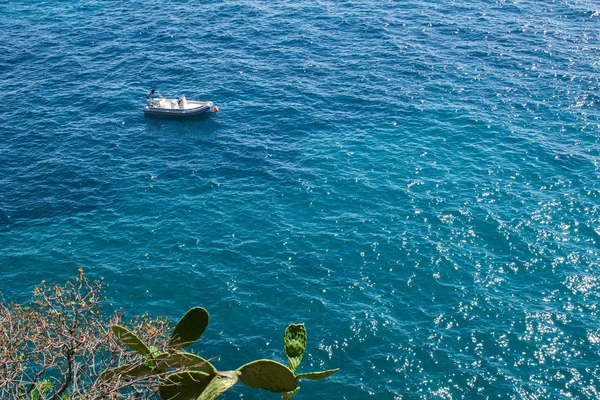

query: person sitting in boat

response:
[177,94,187,109]
[146,89,163,107]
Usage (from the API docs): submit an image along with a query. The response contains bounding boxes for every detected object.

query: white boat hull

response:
[144,99,214,117]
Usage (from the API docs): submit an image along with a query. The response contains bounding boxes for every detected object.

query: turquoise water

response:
[1,1,600,398]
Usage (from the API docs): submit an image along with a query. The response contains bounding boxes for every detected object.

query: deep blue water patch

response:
[1,1,600,398]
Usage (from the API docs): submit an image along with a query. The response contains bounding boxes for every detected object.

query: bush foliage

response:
[0,271,170,399]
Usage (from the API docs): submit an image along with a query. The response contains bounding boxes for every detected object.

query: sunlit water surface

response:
[1,1,600,398]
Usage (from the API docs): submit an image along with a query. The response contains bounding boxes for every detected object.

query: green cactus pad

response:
[197,371,239,400]
[169,307,210,350]
[283,324,306,373]
[237,360,297,393]
[111,325,151,357]
[98,363,152,381]
[282,387,300,400]
[155,351,216,375]
[158,371,212,400]
[296,368,339,381]
[150,351,168,371]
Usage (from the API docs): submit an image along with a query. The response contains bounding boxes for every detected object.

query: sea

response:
[1,1,599,399]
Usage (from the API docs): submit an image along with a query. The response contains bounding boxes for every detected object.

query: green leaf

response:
[283,324,306,373]
[296,368,339,381]
[98,363,153,381]
[237,360,297,393]
[158,371,212,400]
[168,307,210,350]
[282,387,300,400]
[111,325,152,357]
[197,371,239,400]
[155,351,216,375]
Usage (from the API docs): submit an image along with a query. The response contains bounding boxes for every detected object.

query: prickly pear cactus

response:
[169,307,210,350]
[155,351,216,375]
[296,368,339,380]
[282,387,300,400]
[99,363,153,381]
[283,324,306,373]
[158,371,212,400]
[238,360,297,393]
[104,306,338,400]
[281,324,339,398]
[197,371,239,400]
[111,325,152,357]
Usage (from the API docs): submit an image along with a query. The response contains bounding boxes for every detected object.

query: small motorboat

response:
[143,89,218,117]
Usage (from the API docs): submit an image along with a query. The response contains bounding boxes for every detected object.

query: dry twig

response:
[0,272,171,399]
